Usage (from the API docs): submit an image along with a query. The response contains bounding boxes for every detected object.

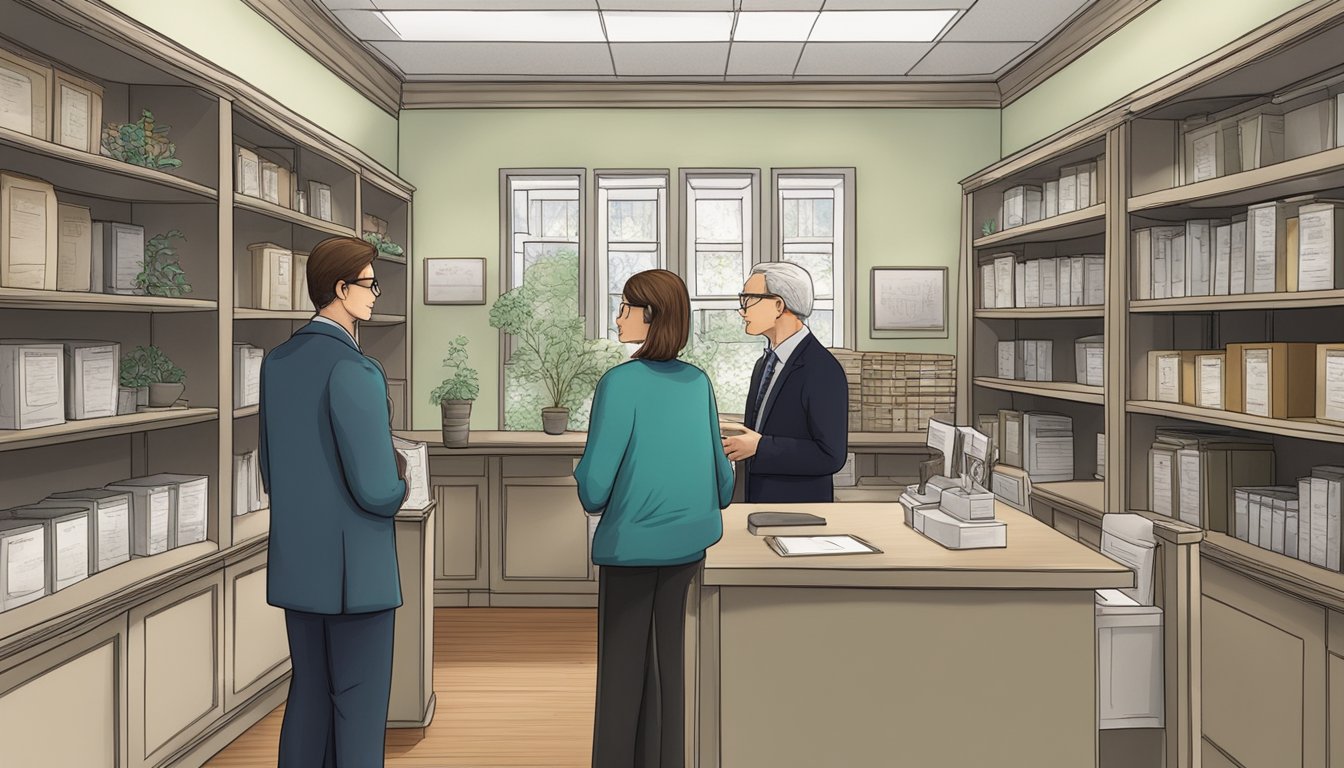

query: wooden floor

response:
[205,608,598,767]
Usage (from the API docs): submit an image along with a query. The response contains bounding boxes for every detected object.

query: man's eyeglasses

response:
[345,277,381,297]
[737,293,778,311]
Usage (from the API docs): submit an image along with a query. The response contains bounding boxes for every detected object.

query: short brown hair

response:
[308,236,377,309]
[624,269,690,362]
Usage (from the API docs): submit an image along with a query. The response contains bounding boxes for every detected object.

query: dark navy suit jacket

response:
[258,321,407,615]
[742,331,849,503]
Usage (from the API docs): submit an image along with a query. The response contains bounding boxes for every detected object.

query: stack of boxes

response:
[855,351,956,432]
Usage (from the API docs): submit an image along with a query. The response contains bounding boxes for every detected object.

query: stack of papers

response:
[765,535,881,557]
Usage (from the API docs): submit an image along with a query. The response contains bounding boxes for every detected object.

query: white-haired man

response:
[721,262,849,503]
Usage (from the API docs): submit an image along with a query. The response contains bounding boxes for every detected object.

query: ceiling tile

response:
[322,0,376,9]
[371,1,595,8]
[610,42,730,76]
[740,0,822,9]
[795,42,930,76]
[823,0,974,9]
[600,0,732,10]
[726,42,805,75]
[906,41,1033,75]
[371,41,614,75]
[941,0,1091,42]
[331,10,400,40]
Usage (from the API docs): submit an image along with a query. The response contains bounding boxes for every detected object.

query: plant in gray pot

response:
[489,251,623,435]
[430,335,478,448]
[122,345,186,408]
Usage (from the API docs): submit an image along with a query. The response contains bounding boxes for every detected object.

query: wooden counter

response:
[396,430,929,456]
[689,501,1130,768]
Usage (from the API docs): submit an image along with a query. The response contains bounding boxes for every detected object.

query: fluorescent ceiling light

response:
[810,10,957,42]
[602,11,734,42]
[733,12,818,42]
[378,10,606,42]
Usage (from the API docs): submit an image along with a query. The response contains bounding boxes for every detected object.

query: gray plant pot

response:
[541,407,569,435]
[441,399,472,448]
[135,386,149,406]
[148,382,184,407]
[117,387,139,415]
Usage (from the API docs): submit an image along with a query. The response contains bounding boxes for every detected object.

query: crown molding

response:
[237,0,402,116]
[998,0,1161,107]
[400,81,1002,109]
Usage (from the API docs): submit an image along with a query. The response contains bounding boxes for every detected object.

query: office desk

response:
[688,501,1132,768]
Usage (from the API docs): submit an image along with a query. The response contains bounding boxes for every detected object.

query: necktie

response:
[752,349,779,430]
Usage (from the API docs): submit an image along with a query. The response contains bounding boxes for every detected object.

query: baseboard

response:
[166,674,290,768]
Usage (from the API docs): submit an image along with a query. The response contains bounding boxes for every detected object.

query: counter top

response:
[398,430,929,456]
[703,502,1132,590]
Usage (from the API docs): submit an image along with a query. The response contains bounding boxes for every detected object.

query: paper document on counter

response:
[765,535,881,557]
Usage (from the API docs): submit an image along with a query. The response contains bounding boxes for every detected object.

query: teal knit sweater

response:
[574,359,733,566]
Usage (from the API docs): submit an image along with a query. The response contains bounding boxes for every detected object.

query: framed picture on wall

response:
[871,267,947,335]
[424,257,486,305]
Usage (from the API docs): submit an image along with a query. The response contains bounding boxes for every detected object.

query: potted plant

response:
[489,251,624,435]
[118,350,152,412]
[100,110,182,171]
[122,345,186,407]
[429,335,478,448]
[135,230,193,297]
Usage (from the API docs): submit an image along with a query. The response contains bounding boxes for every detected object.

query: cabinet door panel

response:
[502,483,589,582]
[228,556,289,708]
[436,482,482,581]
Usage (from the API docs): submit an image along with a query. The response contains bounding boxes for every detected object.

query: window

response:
[774,171,853,348]
[681,171,763,418]
[594,173,668,343]
[507,174,581,291]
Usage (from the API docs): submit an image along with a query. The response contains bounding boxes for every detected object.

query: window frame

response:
[588,169,671,341]
[770,168,857,350]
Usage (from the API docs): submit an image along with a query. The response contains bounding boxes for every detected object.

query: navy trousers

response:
[278,608,396,768]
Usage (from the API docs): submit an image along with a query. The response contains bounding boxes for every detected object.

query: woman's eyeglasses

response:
[737,292,778,311]
[345,277,381,297]
[618,301,648,318]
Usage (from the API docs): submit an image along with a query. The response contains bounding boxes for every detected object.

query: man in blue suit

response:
[722,262,849,503]
[258,236,408,767]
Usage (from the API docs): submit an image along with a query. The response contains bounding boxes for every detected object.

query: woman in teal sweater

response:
[576,268,733,768]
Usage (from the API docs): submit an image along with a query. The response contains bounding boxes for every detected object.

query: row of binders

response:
[1180,91,1343,185]
[0,171,164,295]
[979,253,1105,309]
[1235,469,1343,571]
[233,449,269,517]
[0,41,105,154]
[1132,197,1343,300]
[246,242,314,312]
[235,145,335,223]
[977,409,1075,483]
[1147,342,1343,423]
[0,339,128,430]
[997,157,1105,230]
[997,336,1104,386]
[0,473,210,612]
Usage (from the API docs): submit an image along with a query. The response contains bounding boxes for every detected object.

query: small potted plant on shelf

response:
[100,110,183,171]
[429,335,479,448]
[135,230,193,297]
[121,345,187,408]
[118,353,152,413]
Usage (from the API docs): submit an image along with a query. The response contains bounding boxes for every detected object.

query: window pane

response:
[542,200,571,237]
[694,309,749,344]
[813,198,834,237]
[529,199,542,234]
[523,242,579,301]
[798,199,814,237]
[513,190,528,234]
[781,250,833,297]
[807,309,833,348]
[608,294,623,339]
[567,200,579,238]
[682,339,763,420]
[607,250,660,293]
[696,251,746,297]
[609,200,656,243]
[782,198,798,239]
[696,199,742,241]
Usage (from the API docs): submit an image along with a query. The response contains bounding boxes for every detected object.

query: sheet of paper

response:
[0,66,34,134]
[150,490,170,553]
[57,210,91,291]
[261,164,280,204]
[317,187,333,222]
[6,530,44,597]
[774,535,874,556]
[100,500,130,564]
[56,516,89,582]
[23,350,60,409]
[1192,131,1218,182]
[1178,450,1202,526]
[59,84,90,152]
[245,352,261,405]
[1151,452,1173,516]
[177,480,208,545]
[1297,206,1337,291]
[1327,351,1344,422]
[1244,349,1271,417]
[81,350,117,416]
[239,152,259,197]
[1198,356,1223,409]
[1251,207,1277,292]
[1156,354,1179,402]
[8,187,49,288]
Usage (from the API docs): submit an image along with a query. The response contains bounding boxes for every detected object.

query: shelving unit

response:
[0,2,414,766]
[959,6,1344,767]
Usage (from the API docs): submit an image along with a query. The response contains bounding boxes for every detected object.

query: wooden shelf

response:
[233,309,405,326]
[1130,289,1344,313]
[233,507,271,546]
[1128,145,1344,213]
[233,405,259,418]
[235,193,356,237]
[375,251,407,265]
[973,204,1106,248]
[973,377,1105,404]
[0,125,217,203]
[0,408,218,453]
[848,432,931,451]
[1032,480,1105,521]
[975,306,1104,319]
[1126,401,1344,444]
[0,288,217,313]
[1203,531,1344,613]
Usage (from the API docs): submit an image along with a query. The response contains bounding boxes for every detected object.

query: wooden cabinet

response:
[390,504,436,729]
[492,457,596,605]
[431,456,489,598]
[224,550,290,712]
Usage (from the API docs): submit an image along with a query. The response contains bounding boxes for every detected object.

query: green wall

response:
[1002,0,1313,154]
[103,0,399,169]
[400,108,1000,429]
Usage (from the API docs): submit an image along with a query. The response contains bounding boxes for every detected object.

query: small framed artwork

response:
[871,266,948,335]
[425,257,486,305]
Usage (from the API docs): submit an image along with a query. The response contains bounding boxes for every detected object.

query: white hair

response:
[750,262,814,318]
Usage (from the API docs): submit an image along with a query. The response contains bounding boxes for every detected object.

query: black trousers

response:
[278,608,396,768]
[592,559,701,768]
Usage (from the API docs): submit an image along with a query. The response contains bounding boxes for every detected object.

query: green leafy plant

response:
[120,345,185,386]
[490,249,623,413]
[981,219,997,237]
[101,110,182,170]
[429,335,480,403]
[362,231,405,257]
[136,230,192,297]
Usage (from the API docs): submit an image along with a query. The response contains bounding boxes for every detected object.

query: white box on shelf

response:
[92,221,145,295]
[5,505,90,592]
[63,340,119,420]
[308,180,333,222]
[980,263,995,309]
[1182,119,1239,183]
[56,202,92,292]
[233,343,263,409]
[1285,99,1334,160]
[259,160,281,205]
[43,488,132,573]
[1295,201,1344,291]
[1075,335,1104,387]
[154,473,210,548]
[1237,111,1285,171]
[53,69,102,154]
[104,477,172,557]
[0,341,65,429]
[0,518,47,612]
[235,146,260,198]
[292,250,313,311]
[1185,219,1224,297]
[0,46,52,140]
[248,242,293,311]
[1,172,58,290]
[1002,185,1042,229]
[1043,180,1059,218]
